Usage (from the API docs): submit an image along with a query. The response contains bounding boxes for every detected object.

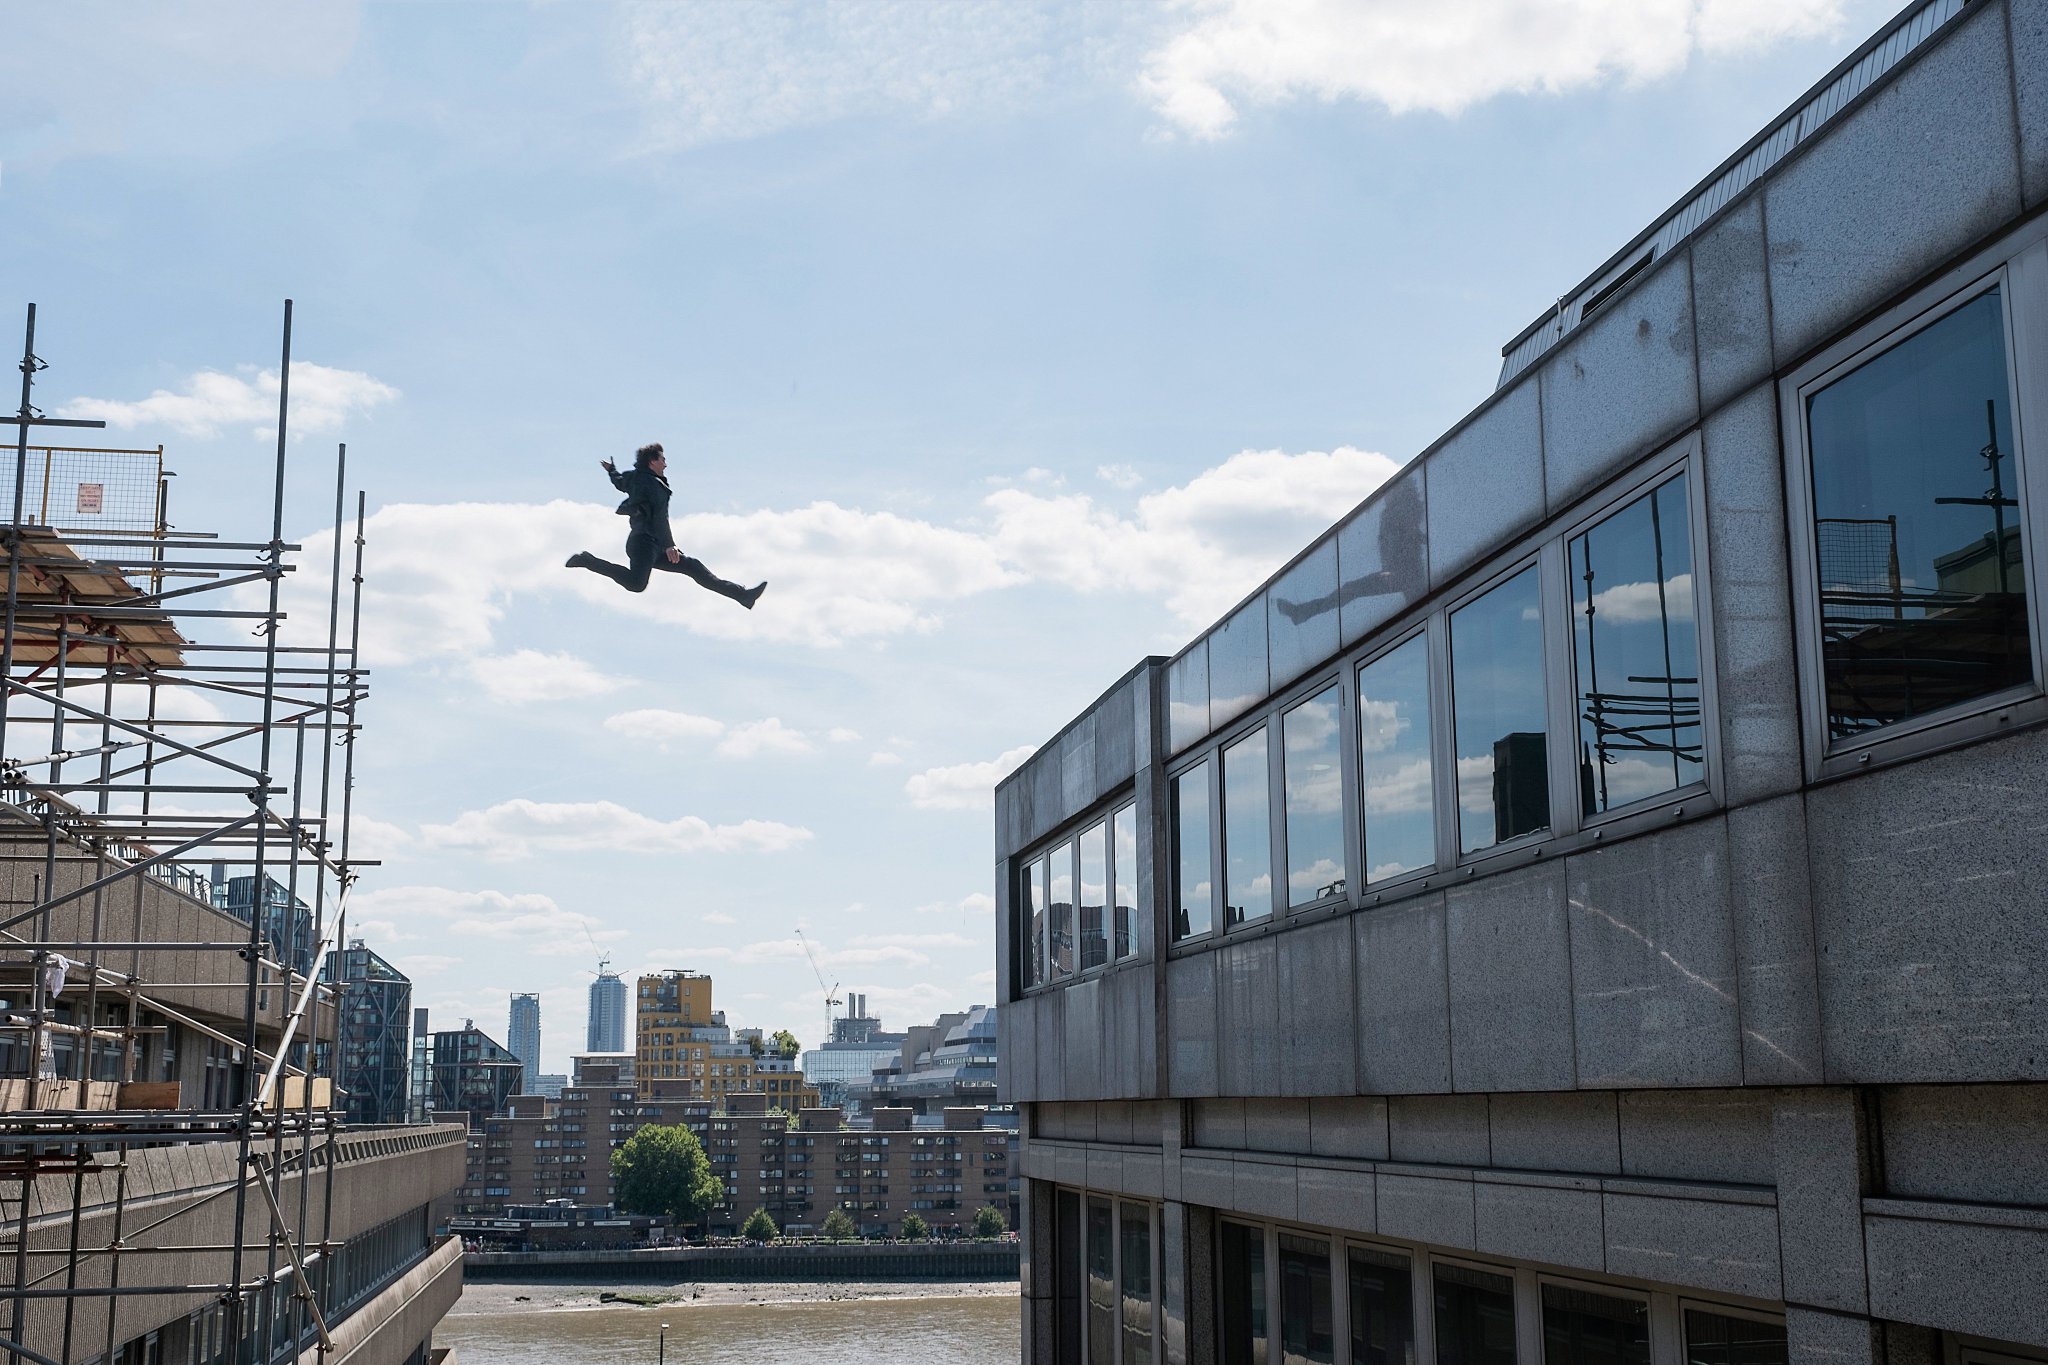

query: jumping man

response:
[566,443,766,609]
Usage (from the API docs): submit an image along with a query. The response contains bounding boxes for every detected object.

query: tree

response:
[972,1205,1008,1239]
[900,1212,930,1241]
[821,1208,857,1241]
[771,1029,801,1060]
[741,1207,779,1242]
[610,1124,722,1229]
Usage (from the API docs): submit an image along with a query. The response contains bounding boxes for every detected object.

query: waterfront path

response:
[465,1239,1021,1282]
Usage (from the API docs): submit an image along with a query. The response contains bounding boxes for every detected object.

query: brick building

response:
[634,969,821,1109]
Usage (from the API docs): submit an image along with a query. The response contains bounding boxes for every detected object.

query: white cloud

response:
[60,362,398,439]
[604,708,727,749]
[702,911,738,926]
[1140,0,1845,136]
[916,892,996,917]
[602,708,820,758]
[1584,573,1695,626]
[350,885,623,957]
[418,798,812,860]
[716,717,816,759]
[868,752,906,767]
[1096,463,1143,490]
[468,649,630,704]
[827,728,861,744]
[905,744,1037,812]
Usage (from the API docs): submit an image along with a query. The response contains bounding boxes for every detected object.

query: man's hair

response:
[634,443,665,470]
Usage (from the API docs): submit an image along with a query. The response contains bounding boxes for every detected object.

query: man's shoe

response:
[741,581,768,610]
[565,551,594,570]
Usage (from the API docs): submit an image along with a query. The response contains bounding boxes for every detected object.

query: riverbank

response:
[465,1238,1019,1282]
[450,1279,1019,1315]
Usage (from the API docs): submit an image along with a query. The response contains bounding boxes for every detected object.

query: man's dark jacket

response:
[609,466,675,550]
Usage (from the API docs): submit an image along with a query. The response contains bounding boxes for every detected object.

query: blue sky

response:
[2,0,1898,1071]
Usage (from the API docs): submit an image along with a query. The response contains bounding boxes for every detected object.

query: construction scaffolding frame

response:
[0,300,377,1364]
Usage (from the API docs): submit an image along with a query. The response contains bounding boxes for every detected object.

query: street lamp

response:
[659,1323,669,1365]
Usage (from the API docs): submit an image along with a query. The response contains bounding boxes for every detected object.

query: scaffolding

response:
[0,301,377,1364]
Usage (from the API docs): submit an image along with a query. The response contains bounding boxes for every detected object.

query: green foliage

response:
[972,1205,1008,1239]
[609,1124,722,1227]
[899,1212,930,1241]
[741,1207,779,1242]
[821,1208,858,1241]
[771,1029,801,1060]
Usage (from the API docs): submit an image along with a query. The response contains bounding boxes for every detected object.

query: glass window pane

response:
[1349,1246,1415,1365]
[1088,1199,1115,1365]
[1571,475,1704,815]
[1173,764,1214,941]
[1113,804,1140,959]
[1682,1309,1787,1365]
[1120,1203,1154,1365]
[1451,568,1550,854]
[1807,288,2029,739]
[1224,728,1274,928]
[1358,636,1435,882]
[1025,857,1047,988]
[1278,1233,1335,1365]
[1220,1222,1268,1365]
[1050,842,1076,979]
[1283,686,1347,907]
[1541,1283,1648,1365]
[1433,1263,1516,1365]
[1080,822,1109,972]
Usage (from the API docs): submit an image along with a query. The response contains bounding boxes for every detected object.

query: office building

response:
[1001,3,2048,1360]
[509,991,541,1092]
[324,939,414,1126]
[431,1022,524,1130]
[586,963,627,1053]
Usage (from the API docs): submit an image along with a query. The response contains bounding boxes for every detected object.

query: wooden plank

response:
[117,1081,182,1110]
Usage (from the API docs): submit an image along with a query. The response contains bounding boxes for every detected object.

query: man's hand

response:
[666,546,682,564]
[600,458,616,473]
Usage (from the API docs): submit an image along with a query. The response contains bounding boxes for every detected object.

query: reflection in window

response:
[1172,764,1214,941]
[1451,568,1550,854]
[1278,1233,1334,1365]
[1224,729,1274,928]
[1220,1222,1268,1365]
[1080,821,1109,972]
[1433,1263,1516,1365]
[1113,804,1139,959]
[1359,636,1435,882]
[1050,841,1076,980]
[1807,288,2029,738]
[1570,474,1703,815]
[1349,1246,1415,1365]
[1025,856,1047,988]
[1541,1283,1648,1365]
[1120,1203,1154,1365]
[1682,1309,1786,1365]
[1283,687,1347,907]
[1088,1199,1114,1365]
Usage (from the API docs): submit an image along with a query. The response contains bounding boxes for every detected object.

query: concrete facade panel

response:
[1191,1098,1246,1150]
[1806,730,2048,1082]
[1231,1158,1299,1222]
[1167,953,1219,1097]
[1064,975,1104,1101]
[1242,1099,1314,1157]
[1424,383,1544,589]
[1486,1092,1622,1175]
[1601,1192,1782,1300]
[1727,795,1826,1085]
[1691,195,1776,412]
[1182,1154,1234,1209]
[1337,462,1429,649]
[1061,716,1098,824]
[1296,1165,1376,1235]
[1168,642,1210,756]
[1473,1178,1605,1272]
[1445,863,1577,1092]
[1539,256,1700,510]
[1279,916,1359,1095]
[2018,0,2048,208]
[1388,1094,1491,1168]
[1864,1210,2048,1350]
[1879,1083,2048,1205]
[1308,1097,1391,1162]
[1208,597,1270,731]
[1355,897,1453,1095]
[1763,3,2023,360]
[1376,1172,1476,1250]
[1771,1088,1870,1312]
[1001,997,1036,1103]
[1566,821,1743,1088]
[1093,680,1138,799]
[1267,538,1341,693]
[1108,965,1158,1100]
[1617,1089,1773,1186]
[1122,1150,1165,1199]
[1218,937,1283,1097]
[1035,986,1067,1102]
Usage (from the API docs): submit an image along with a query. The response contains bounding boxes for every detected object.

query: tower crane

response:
[793,928,840,1049]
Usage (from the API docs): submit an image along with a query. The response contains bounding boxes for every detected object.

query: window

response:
[1681,1308,1786,1365]
[1113,804,1139,959]
[1080,821,1109,972]
[1358,634,1435,883]
[1282,686,1346,907]
[1219,1221,1268,1365]
[1433,1263,1515,1365]
[1803,284,2029,742]
[1348,1245,1414,1365]
[1278,1233,1334,1365]
[1172,761,1214,941]
[1120,1203,1154,1365]
[1025,855,1047,988]
[1569,473,1703,815]
[1089,1198,1115,1365]
[1050,841,1077,978]
[1541,1282,1648,1365]
[1222,728,1273,928]
[1451,567,1550,854]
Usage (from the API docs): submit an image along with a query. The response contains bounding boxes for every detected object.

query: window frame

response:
[1219,720,1279,931]
[1781,222,2048,781]
[1018,790,1146,993]
[1354,624,1443,901]
[1278,672,1357,917]
[1443,550,1556,869]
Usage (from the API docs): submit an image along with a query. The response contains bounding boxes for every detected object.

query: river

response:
[439,1280,1021,1364]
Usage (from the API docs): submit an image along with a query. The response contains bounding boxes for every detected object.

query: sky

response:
[0,0,1901,1073]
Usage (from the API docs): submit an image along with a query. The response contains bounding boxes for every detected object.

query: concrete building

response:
[634,970,821,1109]
[999,2,2048,1361]
[586,963,627,1053]
[325,939,414,1126]
[859,1005,1001,1113]
[431,1022,524,1130]
[508,991,541,1093]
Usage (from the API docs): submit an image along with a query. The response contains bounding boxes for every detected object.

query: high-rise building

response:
[322,939,413,1125]
[430,1021,524,1130]
[508,991,541,1091]
[587,962,627,1053]
[408,1005,432,1124]
[212,867,318,977]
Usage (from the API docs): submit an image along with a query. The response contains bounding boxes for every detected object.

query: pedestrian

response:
[566,443,766,608]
